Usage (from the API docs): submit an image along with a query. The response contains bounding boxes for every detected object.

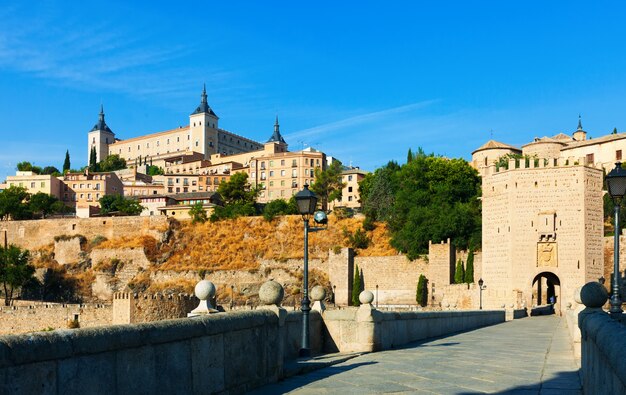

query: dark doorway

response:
[531,272,561,315]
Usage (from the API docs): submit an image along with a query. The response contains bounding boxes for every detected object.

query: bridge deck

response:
[251,316,581,394]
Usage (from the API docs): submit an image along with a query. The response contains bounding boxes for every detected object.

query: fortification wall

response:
[429,239,454,287]
[91,248,151,269]
[0,216,169,250]
[354,255,427,305]
[0,303,111,335]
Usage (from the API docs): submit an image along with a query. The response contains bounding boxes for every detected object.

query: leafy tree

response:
[310,161,345,211]
[454,259,465,284]
[263,198,298,221]
[89,147,98,172]
[344,227,370,250]
[0,245,34,306]
[189,202,208,224]
[63,150,71,172]
[416,274,428,307]
[0,186,31,220]
[217,172,259,205]
[407,148,413,163]
[351,264,361,306]
[210,202,257,222]
[41,166,60,175]
[146,165,164,176]
[16,161,33,172]
[98,194,144,216]
[361,165,397,222]
[465,250,475,284]
[98,154,126,172]
[29,192,59,219]
[388,153,481,259]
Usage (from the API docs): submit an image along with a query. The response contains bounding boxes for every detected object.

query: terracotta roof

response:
[472,140,521,154]
[552,133,574,142]
[522,136,566,148]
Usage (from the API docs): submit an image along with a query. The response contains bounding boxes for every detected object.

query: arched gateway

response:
[531,272,561,314]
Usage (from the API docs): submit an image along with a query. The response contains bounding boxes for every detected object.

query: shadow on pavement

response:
[457,370,582,394]
[248,361,378,395]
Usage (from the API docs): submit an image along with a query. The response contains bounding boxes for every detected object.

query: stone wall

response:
[0,303,111,335]
[112,292,197,325]
[0,216,169,250]
[53,237,83,265]
[579,311,626,394]
[428,239,455,287]
[0,309,324,395]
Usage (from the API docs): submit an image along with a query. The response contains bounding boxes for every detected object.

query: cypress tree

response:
[464,250,475,284]
[454,259,465,284]
[416,274,428,307]
[63,150,71,172]
[407,148,413,163]
[89,147,97,172]
[613,127,618,135]
[352,264,361,306]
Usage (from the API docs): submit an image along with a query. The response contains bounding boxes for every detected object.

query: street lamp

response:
[606,162,626,318]
[478,278,486,310]
[230,285,234,310]
[294,184,327,357]
[376,284,379,308]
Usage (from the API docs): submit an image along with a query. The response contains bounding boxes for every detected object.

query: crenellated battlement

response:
[113,292,194,301]
[487,155,602,176]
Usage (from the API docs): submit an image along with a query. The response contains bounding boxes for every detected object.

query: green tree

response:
[416,274,428,307]
[217,172,258,205]
[98,195,144,216]
[41,166,60,175]
[464,250,475,284]
[63,150,71,173]
[0,245,34,306]
[29,192,59,219]
[16,161,33,172]
[389,153,481,259]
[310,161,345,211]
[351,264,361,306]
[454,259,465,284]
[146,165,164,176]
[407,148,413,163]
[189,202,208,224]
[263,198,298,221]
[89,147,98,172]
[613,127,618,135]
[361,164,397,222]
[98,154,126,172]
[0,186,31,220]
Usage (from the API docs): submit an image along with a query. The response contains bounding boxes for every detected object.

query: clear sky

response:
[1,1,626,182]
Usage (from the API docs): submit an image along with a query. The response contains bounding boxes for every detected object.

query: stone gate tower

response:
[480,157,604,313]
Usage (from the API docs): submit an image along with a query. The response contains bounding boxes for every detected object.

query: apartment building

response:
[5,171,63,200]
[62,171,124,218]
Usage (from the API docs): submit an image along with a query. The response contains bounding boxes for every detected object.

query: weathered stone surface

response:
[310,285,325,301]
[2,361,57,395]
[580,281,608,308]
[259,280,284,306]
[194,280,216,300]
[359,290,374,305]
[57,352,116,395]
[190,334,225,394]
[154,341,193,394]
[116,346,156,394]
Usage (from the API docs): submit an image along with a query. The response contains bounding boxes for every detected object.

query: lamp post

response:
[294,184,327,357]
[230,285,234,310]
[606,162,626,318]
[478,278,486,310]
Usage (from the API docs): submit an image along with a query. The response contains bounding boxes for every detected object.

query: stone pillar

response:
[257,280,287,378]
[328,248,354,306]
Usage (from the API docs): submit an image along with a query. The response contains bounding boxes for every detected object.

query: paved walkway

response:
[250,316,581,394]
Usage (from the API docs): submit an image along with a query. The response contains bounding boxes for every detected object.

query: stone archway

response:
[531,272,561,315]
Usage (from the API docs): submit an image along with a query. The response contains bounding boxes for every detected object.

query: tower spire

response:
[267,115,286,144]
[91,104,113,133]
[274,115,279,132]
[191,84,218,118]
[577,114,583,131]
[99,104,105,122]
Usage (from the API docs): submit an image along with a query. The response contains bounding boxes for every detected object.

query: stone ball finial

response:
[311,286,326,302]
[580,281,609,308]
[259,280,284,306]
[195,280,216,301]
[574,286,583,304]
[359,290,374,305]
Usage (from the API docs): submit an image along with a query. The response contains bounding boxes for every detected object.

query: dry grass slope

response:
[161,214,396,272]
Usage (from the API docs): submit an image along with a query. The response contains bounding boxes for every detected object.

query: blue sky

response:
[1,1,626,181]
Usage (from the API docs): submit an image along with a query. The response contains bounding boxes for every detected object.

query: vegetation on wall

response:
[211,173,259,221]
[351,264,361,306]
[310,161,346,211]
[189,202,208,224]
[465,250,475,284]
[98,194,144,216]
[454,259,465,284]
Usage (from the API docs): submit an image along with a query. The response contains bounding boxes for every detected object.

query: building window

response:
[281,170,286,176]
[586,153,594,165]
[30,182,35,188]
[617,150,623,161]
[281,160,285,166]
[270,181,274,187]
[348,186,353,192]
[348,196,353,201]
[269,171,274,177]
[348,175,353,181]
[292,159,297,167]
[281,180,285,186]
[41,182,45,187]
[270,160,274,167]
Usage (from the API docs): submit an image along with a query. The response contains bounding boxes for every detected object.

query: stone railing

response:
[578,281,626,394]
[323,290,506,352]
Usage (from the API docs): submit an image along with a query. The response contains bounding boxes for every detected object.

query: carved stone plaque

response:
[537,242,558,267]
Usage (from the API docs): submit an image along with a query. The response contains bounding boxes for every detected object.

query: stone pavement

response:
[250,316,581,394]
